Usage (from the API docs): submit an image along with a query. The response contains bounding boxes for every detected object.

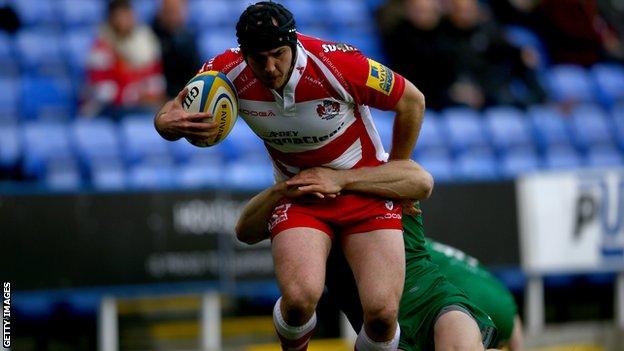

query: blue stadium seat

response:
[20,76,73,120]
[128,160,176,189]
[22,121,74,177]
[169,138,225,164]
[484,106,532,153]
[296,24,332,40]
[569,104,615,150]
[188,0,233,30]
[325,0,372,28]
[16,30,66,76]
[546,64,595,103]
[198,30,237,61]
[504,25,549,70]
[223,120,267,160]
[0,124,21,170]
[0,33,18,76]
[586,145,623,168]
[441,107,489,154]
[223,159,275,191]
[612,103,624,149]
[176,159,223,189]
[500,148,540,177]
[334,30,384,61]
[543,145,583,170]
[282,0,325,27]
[454,150,499,181]
[71,118,121,168]
[14,0,59,27]
[414,151,454,182]
[44,157,82,190]
[59,0,104,28]
[131,0,158,23]
[527,104,572,151]
[120,115,171,164]
[90,159,127,190]
[413,110,447,156]
[591,63,624,108]
[64,29,96,80]
[0,78,19,122]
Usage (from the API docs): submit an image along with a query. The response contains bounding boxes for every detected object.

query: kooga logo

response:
[240,108,276,117]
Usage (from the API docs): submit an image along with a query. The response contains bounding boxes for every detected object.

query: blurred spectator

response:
[378,0,456,110]
[488,0,538,28]
[598,0,624,46]
[534,0,624,66]
[152,0,201,98]
[0,3,20,33]
[438,0,545,108]
[83,0,165,118]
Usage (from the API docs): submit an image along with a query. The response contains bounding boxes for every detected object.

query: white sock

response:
[354,324,400,351]
[273,297,317,350]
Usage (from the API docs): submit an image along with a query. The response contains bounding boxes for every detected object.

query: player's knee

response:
[363,303,399,335]
[280,284,322,322]
[434,311,484,351]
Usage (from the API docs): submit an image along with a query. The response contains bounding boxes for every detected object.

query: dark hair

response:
[108,0,132,17]
[236,1,297,56]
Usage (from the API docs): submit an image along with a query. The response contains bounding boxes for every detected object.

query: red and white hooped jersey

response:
[198,33,406,180]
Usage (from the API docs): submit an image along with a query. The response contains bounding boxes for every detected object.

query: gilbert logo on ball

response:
[183,71,238,147]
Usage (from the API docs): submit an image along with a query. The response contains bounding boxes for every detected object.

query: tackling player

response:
[155,2,425,350]
[236,160,501,351]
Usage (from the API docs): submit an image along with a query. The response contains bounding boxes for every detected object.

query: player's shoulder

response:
[298,33,362,62]
[198,47,244,75]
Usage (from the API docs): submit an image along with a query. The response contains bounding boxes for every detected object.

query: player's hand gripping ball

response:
[182,71,238,147]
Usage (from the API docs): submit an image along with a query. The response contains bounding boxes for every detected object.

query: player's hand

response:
[285,167,345,198]
[402,200,422,216]
[155,88,219,141]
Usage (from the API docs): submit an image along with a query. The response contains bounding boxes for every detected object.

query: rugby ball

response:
[182,70,238,147]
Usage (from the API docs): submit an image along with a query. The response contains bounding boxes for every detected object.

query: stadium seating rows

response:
[2,0,624,191]
[2,103,624,191]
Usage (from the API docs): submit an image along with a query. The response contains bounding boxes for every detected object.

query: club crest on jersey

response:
[316,100,340,120]
[385,200,394,211]
[366,58,394,96]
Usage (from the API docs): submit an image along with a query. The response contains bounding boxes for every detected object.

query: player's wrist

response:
[337,168,357,191]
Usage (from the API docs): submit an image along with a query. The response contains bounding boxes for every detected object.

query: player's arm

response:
[154,88,217,142]
[235,182,289,245]
[327,48,425,160]
[287,159,433,200]
[388,80,425,160]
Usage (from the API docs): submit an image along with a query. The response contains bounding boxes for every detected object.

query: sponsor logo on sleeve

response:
[322,43,357,53]
[365,58,394,96]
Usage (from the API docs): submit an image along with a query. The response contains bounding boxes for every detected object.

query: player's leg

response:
[434,309,485,351]
[508,315,524,351]
[342,229,405,350]
[272,227,332,351]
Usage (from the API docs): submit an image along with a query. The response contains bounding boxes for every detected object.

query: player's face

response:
[246,45,293,90]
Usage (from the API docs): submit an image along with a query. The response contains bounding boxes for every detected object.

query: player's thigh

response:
[272,227,332,297]
[341,229,405,308]
[434,310,484,351]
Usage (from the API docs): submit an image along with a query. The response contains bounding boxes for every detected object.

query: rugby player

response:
[155,2,426,350]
